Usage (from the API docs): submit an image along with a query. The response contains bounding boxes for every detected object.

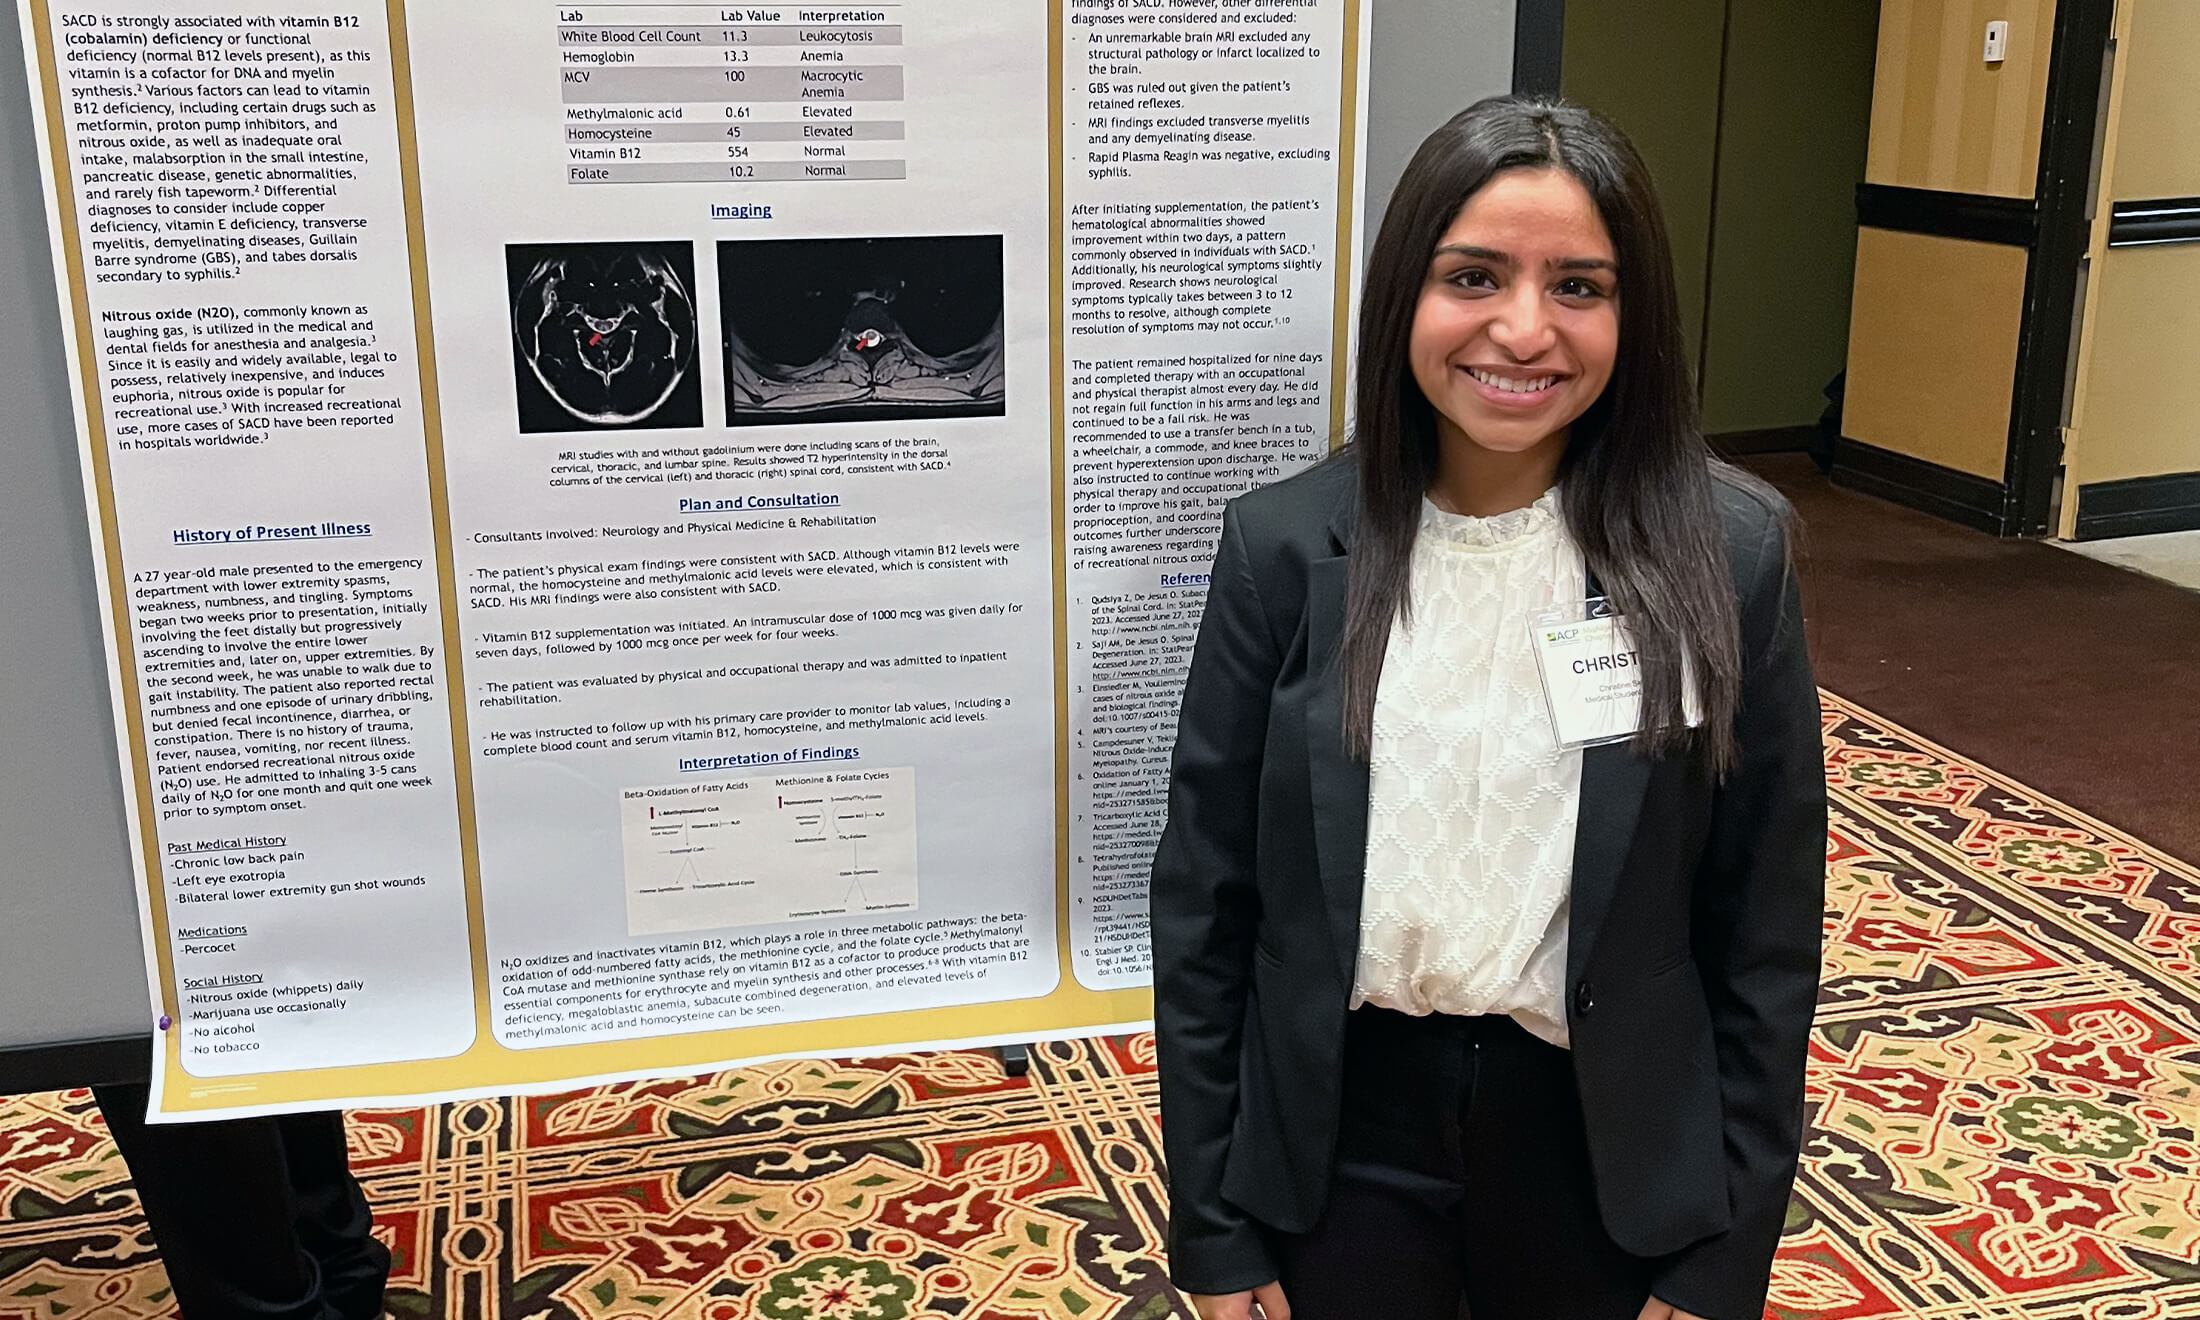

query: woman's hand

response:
[1188,1280,1291,1320]
[1635,1299,1708,1320]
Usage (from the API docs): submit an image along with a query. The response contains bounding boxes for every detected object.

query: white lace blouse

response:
[1350,487,1585,1047]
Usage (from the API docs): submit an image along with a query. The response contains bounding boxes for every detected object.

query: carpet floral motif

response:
[1791,694,2200,1319]
[1,694,2196,1319]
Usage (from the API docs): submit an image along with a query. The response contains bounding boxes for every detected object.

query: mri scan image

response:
[506,242,703,432]
[719,235,1006,427]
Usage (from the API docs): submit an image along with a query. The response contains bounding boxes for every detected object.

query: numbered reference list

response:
[1062,0,1352,988]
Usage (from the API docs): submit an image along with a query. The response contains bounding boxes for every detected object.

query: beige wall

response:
[1865,0,2057,199]
[1841,0,2062,478]
[2062,0,2200,499]
[2102,0,2200,200]
[2068,248,2200,485]
[1844,227,2028,479]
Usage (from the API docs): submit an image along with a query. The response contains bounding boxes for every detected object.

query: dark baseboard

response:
[1710,425,1818,457]
[1855,183,2038,248]
[0,1034,150,1095]
[2073,472,2200,539]
[1831,438,2005,534]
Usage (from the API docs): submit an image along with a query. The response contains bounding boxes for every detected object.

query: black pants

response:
[1265,1008,1660,1320]
[92,1083,390,1320]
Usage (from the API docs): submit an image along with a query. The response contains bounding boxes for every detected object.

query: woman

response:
[1150,96,1825,1320]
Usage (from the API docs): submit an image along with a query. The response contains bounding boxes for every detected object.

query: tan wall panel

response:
[1843,227,2027,479]
[1865,0,2056,198]
[2068,246,2200,485]
[2106,0,2200,200]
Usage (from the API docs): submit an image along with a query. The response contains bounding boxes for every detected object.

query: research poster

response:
[17,0,1366,1119]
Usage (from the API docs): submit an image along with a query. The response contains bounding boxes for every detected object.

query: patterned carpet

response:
[2,694,2196,1320]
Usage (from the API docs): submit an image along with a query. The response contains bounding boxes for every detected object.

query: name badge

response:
[1530,602,1699,749]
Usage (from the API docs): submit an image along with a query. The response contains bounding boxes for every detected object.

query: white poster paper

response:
[13,0,1366,1119]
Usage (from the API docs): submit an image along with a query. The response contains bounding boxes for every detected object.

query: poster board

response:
[14,0,1376,1119]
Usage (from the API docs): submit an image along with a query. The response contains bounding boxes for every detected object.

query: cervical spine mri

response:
[512,247,698,428]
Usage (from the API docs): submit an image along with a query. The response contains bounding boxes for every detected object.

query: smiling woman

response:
[1344,98,1750,770]
[1151,96,1827,1320]
[1407,171,1620,499]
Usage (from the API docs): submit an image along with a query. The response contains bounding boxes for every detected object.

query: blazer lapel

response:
[1305,509,1367,986]
[1567,568,1653,981]
[1567,741,1653,985]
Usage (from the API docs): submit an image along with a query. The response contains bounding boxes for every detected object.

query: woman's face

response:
[1409,167,1620,462]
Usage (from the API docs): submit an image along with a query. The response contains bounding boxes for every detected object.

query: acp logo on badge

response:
[1544,627,1579,643]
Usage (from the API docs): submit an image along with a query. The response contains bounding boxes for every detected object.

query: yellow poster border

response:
[29,0,1362,1119]
[1329,0,1363,450]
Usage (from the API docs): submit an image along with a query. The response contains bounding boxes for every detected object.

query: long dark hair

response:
[1343,94,1773,772]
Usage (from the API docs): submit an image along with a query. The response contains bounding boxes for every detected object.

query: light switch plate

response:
[1984,20,2010,63]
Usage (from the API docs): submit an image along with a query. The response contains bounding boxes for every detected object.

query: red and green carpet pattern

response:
[2,694,2196,1319]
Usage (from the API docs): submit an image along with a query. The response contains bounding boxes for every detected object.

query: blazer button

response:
[1574,980,1596,1017]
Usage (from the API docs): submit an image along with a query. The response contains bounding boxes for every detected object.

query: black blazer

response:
[1150,455,1826,1320]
